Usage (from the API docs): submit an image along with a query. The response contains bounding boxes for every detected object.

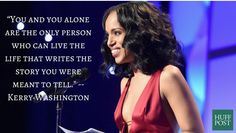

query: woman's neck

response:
[133,69,146,78]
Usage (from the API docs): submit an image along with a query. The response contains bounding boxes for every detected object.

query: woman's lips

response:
[111,49,120,58]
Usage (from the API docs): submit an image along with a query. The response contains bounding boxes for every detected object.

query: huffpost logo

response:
[212,110,233,130]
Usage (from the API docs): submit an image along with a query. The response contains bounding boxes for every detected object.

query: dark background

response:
[0,2,123,133]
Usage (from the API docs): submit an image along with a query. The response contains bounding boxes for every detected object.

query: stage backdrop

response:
[0,2,123,133]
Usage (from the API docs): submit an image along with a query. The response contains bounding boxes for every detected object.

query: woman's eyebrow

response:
[106,27,124,34]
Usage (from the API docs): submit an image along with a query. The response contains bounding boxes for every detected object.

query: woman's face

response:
[105,11,134,64]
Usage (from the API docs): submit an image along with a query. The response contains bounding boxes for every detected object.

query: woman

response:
[100,2,204,133]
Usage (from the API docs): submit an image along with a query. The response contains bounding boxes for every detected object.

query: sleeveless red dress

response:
[114,70,174,133]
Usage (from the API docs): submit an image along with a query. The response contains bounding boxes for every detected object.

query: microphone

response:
[37,67,89,101]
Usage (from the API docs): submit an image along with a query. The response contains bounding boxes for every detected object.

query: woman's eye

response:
[114,31,121,36]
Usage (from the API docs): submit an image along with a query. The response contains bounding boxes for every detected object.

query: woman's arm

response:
[160,65,204,133]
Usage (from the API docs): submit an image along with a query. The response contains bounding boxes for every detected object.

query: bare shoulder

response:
[120,77,129,94]
[160,65,204,132]
[162,65,182,77]
[161,65,184,84]
[160,65,186,97]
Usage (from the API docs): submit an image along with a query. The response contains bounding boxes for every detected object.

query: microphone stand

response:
[55,87,67,133]
[54,81,79,133]
[37,68,89,133]
[56,99,63,133]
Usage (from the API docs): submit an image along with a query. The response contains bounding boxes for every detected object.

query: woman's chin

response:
[115,61,122,64]
[114,58,123,64]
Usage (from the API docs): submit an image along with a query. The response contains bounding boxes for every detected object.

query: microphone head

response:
[71,67,89,82]
[80,67,89,80]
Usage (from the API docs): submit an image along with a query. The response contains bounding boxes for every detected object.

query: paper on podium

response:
[59,126,105,133]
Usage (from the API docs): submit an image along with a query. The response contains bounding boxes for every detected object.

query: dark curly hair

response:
[100,2,184,78]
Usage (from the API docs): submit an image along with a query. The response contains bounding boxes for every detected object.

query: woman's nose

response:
[107,36,115,47]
